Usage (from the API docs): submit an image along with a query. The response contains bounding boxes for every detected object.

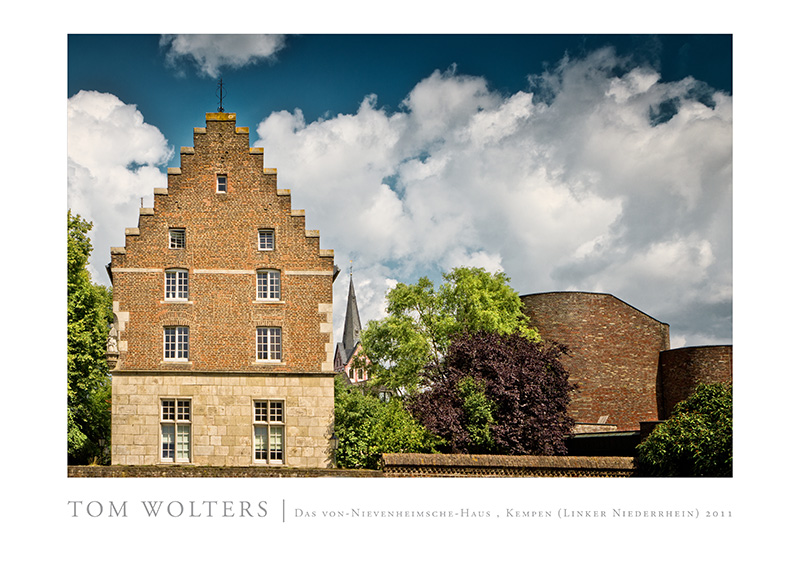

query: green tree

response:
[360,267,538,394]
[333,377,442,469]
[68,211,113,464]
[636,383,732,477]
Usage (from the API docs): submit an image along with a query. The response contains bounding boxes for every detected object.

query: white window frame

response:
[217,174,227,193]
[253,400,285,464]
[161,398,191,463]
[258,229,275,251]
[169,228,186,249]
[164,326,189,361]
[256,327,282,362]
[256,269,281,301]
[164,269,188,300]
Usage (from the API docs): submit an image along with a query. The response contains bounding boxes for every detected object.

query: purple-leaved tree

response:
[409,331,575,455]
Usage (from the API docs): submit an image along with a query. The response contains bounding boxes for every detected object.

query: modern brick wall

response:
[657,345,732,419]
[521,292,670,431]
[109,113,336,468]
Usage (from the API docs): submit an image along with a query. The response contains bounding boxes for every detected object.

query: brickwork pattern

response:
[110,113,334,374]
[521,292,670,431]
[109,113,336,468]
[657,345,732,419]
[380,453,635,477]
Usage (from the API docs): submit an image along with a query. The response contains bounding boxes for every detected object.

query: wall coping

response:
[381,453,634,471]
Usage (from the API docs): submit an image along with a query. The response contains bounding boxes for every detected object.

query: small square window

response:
[258,229,274,251]
[169,229,185,249]
[217,174,227,193]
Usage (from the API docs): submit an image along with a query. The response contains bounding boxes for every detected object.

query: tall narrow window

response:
[254,400,284,464]
[257,327,282,361]
[257,270,281,300]
[169,228,186,249]
[164,326,189,361]
[161,399,191,462]
[165,269,188,300]
[217,174,227,193]
[258,229,275,251]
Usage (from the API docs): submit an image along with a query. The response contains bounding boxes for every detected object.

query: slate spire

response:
[341,272,362,359]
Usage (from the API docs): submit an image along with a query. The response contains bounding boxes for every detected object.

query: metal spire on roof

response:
[216,79,226,112]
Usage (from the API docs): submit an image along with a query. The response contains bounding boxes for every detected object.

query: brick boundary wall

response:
[380,454,635,477]
[69,455,635,478]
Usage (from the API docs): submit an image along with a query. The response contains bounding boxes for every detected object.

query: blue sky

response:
[67,34,733,347]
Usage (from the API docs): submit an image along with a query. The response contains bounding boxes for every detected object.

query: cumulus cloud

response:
[255,49,732,347]
[68,90,171,282]
[160,34,286,78]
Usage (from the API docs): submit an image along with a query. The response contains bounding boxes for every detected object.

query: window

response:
[257,327,282,361]
[169,228,185,249]
[164,326,189,361]
[254,400,284,464]
[161,399,191,462]
[165,269,188,300]
[217,174,227,193]
[257,270,281,300]
[258,229,274,251]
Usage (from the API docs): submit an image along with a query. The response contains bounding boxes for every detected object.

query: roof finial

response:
[216,79,226,112]
[349,259,353,277]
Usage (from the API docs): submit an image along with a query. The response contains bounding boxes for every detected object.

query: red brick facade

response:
[521,292,670,431]
[108,113,336,467]
[110,113,335,373]
[657,345,732,419]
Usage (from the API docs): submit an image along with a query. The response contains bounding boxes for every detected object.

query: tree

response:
[68,210,113,464]
[360,267,538,394]
[636,383,732,477]
[333,377,442,469]
[409,331,575,455]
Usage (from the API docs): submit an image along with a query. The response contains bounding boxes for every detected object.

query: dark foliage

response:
[409,331,575,455]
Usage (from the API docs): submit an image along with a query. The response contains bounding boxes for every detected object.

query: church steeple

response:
[341,271,362,359]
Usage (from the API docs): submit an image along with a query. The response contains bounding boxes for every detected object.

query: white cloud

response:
[255,49,732,346]
[67,49,731,347]
[160,34,286,78]
[68,90,171,282]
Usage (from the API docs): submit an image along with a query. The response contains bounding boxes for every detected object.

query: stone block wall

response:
[111,372,333,468]
[521,292,670,431]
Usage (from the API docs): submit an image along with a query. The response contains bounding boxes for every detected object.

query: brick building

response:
[657,345,733,420]
[522,291,732,437]
[107,112,337,467]
[521,292,671,431]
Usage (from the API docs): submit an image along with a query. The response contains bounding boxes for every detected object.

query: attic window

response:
[169,229,185,249]
[217,174,227,193]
